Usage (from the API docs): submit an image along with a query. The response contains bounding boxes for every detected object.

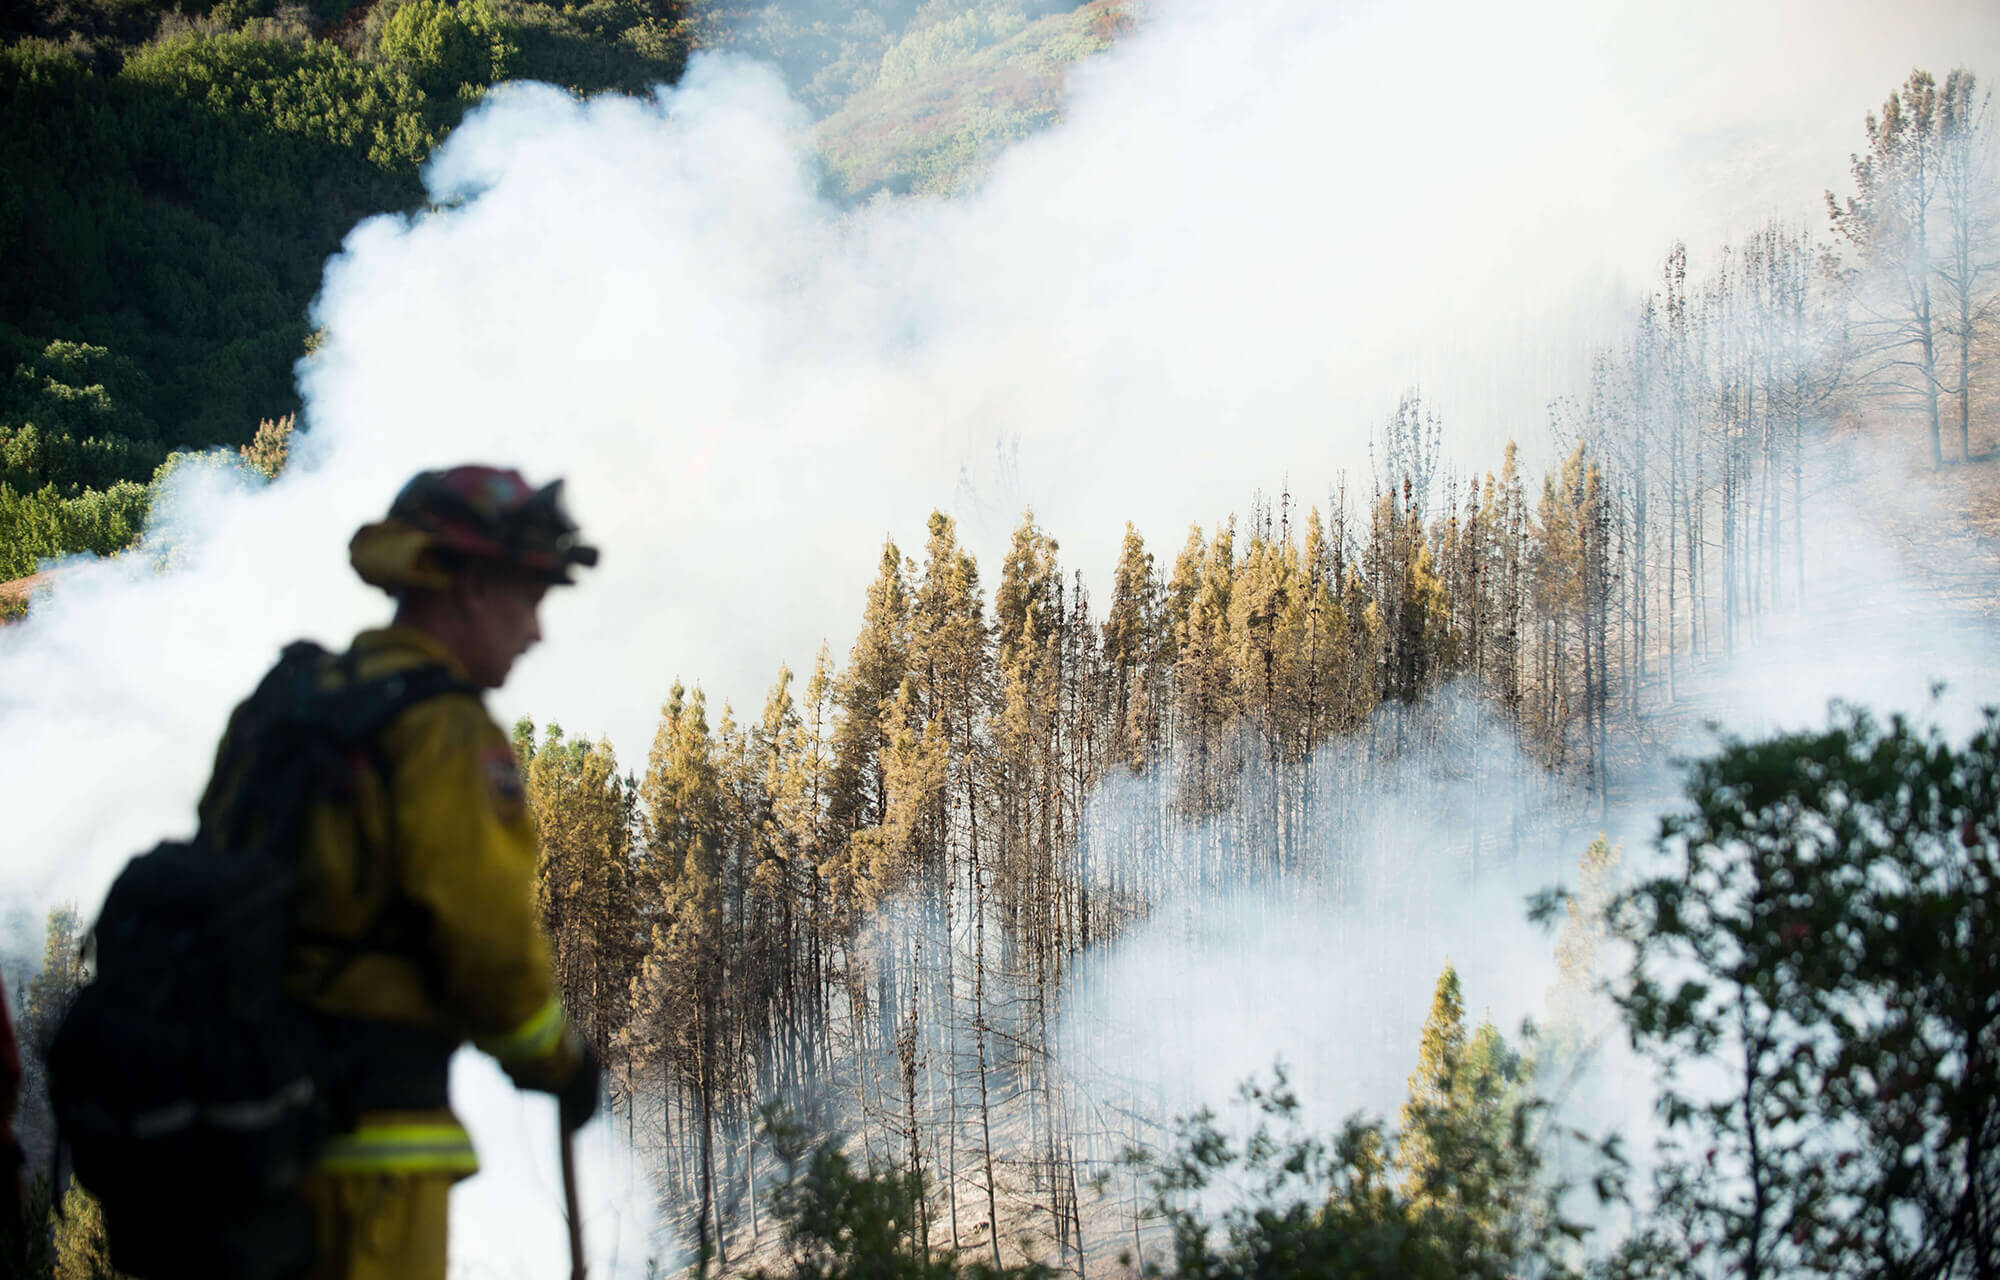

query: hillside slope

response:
[814,0,1131,198]
[0,0,1126,576]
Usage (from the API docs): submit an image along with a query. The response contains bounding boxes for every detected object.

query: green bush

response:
[375,0,518,97]
[0,480,150,579]
[875,6,1025,91]
[755,1117,1048,1280]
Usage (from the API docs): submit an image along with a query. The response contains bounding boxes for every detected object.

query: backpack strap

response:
[321,655,481,874]
[326,660,479,744]
[304,657,477,999]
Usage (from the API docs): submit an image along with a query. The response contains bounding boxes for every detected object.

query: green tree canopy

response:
[1608,705,2000,1277]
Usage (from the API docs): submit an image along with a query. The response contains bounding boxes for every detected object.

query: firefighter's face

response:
[457,571,548,688]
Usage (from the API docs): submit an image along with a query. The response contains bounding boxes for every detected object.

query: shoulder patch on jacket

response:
[482,744,527,823]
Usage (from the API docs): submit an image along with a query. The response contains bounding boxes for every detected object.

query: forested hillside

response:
[0,0,1121,579]
[7,8,2000,1274]
[471,67,2000,1269]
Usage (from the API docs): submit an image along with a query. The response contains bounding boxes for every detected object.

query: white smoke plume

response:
[5,0,2000,1272]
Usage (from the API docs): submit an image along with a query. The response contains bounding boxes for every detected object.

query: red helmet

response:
[350,465,599,592]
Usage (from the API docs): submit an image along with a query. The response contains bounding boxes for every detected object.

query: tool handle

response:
[561,1124,587,1280]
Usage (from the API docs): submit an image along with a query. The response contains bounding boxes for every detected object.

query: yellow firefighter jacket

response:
[197,625,581,1179]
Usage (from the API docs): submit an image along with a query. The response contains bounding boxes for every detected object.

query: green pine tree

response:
[1102,522,1166,770]
[1401,962,1468,1179]
[828,542,912,839]
[521,721,638,1059]
[1397,964,1540,1258]
[629,682,732,1270]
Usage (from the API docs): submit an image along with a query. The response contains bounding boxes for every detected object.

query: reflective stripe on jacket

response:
[318,1117,480,1178]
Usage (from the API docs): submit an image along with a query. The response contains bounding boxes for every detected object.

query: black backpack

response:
[47,641,472,1280]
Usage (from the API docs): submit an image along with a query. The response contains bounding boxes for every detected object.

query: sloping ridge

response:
[813,0,1135,200]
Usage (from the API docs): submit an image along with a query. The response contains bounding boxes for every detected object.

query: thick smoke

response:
[1056,696,1597,1138]
[5,0,2000,1273]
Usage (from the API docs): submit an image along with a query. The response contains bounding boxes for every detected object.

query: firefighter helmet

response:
[350,465,599,592]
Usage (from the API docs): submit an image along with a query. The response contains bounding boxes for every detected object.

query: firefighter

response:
[197,466,603,1280]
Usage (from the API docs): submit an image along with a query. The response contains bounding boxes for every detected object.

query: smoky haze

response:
[5,0,2000,1274]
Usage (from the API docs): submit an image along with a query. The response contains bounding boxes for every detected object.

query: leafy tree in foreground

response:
[1606,705,2000,1279]
[1123,1002,1592,1280]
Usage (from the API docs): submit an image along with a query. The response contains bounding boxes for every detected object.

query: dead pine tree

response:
[1830,69,1950,468]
